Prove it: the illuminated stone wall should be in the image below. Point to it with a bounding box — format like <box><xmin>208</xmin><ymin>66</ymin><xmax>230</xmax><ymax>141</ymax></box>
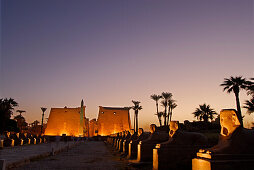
<box><xmin>45</xmin><ymin>107</ymin><xmax>86</xmax><ymax>137</ymax></box>
<box><xmin>97</xmin><ymin>106</ymin><xmax>131</xmax><ymax>136</ymax></box>
<box><xmin>89</xmin><ymin>118</ymin><xmax>98</xmax><ymax>137</ymax></box>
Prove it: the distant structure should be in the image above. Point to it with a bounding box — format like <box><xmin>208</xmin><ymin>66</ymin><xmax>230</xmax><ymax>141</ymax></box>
<box><xmin>97</xmin><ymin>106</ymin><xmax>131</xmax><ymax>136</ymax></box>
<box><xmin>45</xmin><ymin>100</ymin><xmax>87</xmax><ymax>137</ymax></box>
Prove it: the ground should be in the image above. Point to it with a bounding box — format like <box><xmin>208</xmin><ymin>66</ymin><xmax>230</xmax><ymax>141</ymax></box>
<box><xmin>11</xmin><ymin>141</ymin><xmax>150</xmax><ymax>170</ymax></box>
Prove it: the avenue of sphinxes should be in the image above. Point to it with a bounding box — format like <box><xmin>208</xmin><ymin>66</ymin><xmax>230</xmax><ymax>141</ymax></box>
<box><xmin>44</xmin><ymin>100</ymin><xmax>131</xmax><ymax>137</ymax></box>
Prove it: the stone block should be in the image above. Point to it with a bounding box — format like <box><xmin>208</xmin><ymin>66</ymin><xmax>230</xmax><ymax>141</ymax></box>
<box><xmin>0</xmin><ymin>159</ymin><xmax>6</xmax><ymax>170</ymax></box>
<box><xmin>153</xmin><ymin>145</ymin><xmax>202</xmax><ymax>170</ymax></box>
<box><xmin>0</xmin><ymin>140</ymin><xmax>3</xmax><ymax>149</ymax></box>
<box><xmin>192</xmin><ymin>154</ymin><xmax>254</xmax><ymax>170</ymax></box>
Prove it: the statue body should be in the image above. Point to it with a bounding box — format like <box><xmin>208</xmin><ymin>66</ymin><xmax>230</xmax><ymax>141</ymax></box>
<box><xmin>135</xmin><ymin>124</ymin><xmax>168</xmax><ymax>162</ymax></box>
<box><xmin>127</xmin><ymin>128</ymin><xmax>149</xmax><ymax>159</ymax></box>
<box><xmin>153</xmin><ymin>121</ymin><xmax>208</xmax><ymax>170</ymax></box>
<box><xmin>193</xmin><ymin>109</ymin><xmax>254</xmax><ymax>170</ymax></box>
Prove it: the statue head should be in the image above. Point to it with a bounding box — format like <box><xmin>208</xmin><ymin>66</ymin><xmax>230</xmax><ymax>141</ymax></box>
<box><xmin>125</xmin><ymin>131</ymin><xmax>129</xmax><ymax>136</ymax></box>
<box><xmin>150</xmin><ymin>124</ymin><xmax>157</xmax><ymax>133</ymax></box>
<box><xmin>16</xmin><ymin>133</ymin><xmax>20</xmax><ymax>138</ymax></box>
<box><xmin>119</xmin><ymin>132</ymin><xmax>122</xmax><ymax>137</ymax></box>
<box><xmin>138</xmin><ymin>128</ymin><xmax>144</xmax><ymax>136</ymax></box>
<box><xmin>220</xmin><ymin>109</ymin><xmax>241</xmax><ymax>137</ymax></box>
<box><xmin>6</xmin><ymin>132</ymin><xmax>10</xmax><ymax>138</ymax></box>
<box><xmin>130</xmin><ymin>129</ymin><xmax>135</xmax><ymax>135</ymax></box>
<box><xmin>24</xmin><ymin>133</ymin><xmax>27</xmax><ymax>137</ymax></box>
<box><xmin>169</xmin><ymin>121</ymin><xmax>179</xmax><ymax>137</ymax></box>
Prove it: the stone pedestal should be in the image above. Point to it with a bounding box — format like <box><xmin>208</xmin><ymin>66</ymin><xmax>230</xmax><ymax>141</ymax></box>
<box><xmin>153</xmin><ymin>145</ymin><xmax>202</xmax><ymax>170</ymax></box>
<box><xmin>137</xmin><ymin>142</ymin><xmax>156</xmax><ymax>162</ymax></box>
<box><xmin>0</xmin><ymin>140</ymin><xmax>3</xmax><ymax>149</ymax></box>
<box><xmin>0</xmin><ymin>159</ymin><xmax>6</xmax><ymax>170</ymax></box>
<box><xmin>128</xmin><ymin>140</ymin><xmax>138</xmax><ymax>159</ymax></box>
<box><xmin>11</xmin><ymin>139</ymin><xmax>14</xmax><ymax>147</ymax></box>
<box><xmin>192</xmin><ymin>153</ymin><xmax>254</xmax><ymax>170</ymax></box>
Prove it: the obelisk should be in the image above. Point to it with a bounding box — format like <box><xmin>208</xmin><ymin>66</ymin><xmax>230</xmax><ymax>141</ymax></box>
<box><xmin>79</xmin><ymin>99</ymin><xmax>84</xmax><ymax>137</ymax></box>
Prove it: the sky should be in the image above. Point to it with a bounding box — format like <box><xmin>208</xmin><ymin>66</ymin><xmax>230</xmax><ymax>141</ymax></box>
<box><xmin>1</xmin><ymin>0</ymin><xmax>254</xmax><ymax>130</ymax></box>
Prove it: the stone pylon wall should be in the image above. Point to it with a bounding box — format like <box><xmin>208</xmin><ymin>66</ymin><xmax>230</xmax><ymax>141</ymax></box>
<box><xmin>45</xmin><ymin>107</ymin><xmax>86</xmax><ymax>137</ymax></box>
<box><xmin>97</xmin><ymin>106</ymin><xmax>131</xmax><ymax>136</ymax></box>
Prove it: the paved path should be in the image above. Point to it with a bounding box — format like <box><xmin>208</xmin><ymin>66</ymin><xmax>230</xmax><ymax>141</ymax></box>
<box><xmin>12</xmin><ymin>141</ymin><xmax>128</xmax><ymax>170</ymax></box>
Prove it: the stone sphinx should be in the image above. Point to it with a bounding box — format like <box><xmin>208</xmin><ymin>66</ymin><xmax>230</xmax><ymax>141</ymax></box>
<box><xmin>133</xmin><ymin>124</ymin><xmax>168</xmax><ymax>162</ymax></box>
<box><xmin>13</xmin><ymin>133</ymin><xmax>23</xmax><ymax>146</ymax></box>
<box><xmin>153</xmin><ymin>121</ymin><xmax>208</xmax><ymax>170</ymax></box>
<box><xmin>113</xmin><ymin>132</ymin><xmax>120</xmax><ymax>148</ymax></box>
<box><xmin>127</xmin><ymin>128</ymin><xmax>150</xmax><ymax>159</ymax></box>
<box><xmin>3</xmin><ymin>132</ymin><xmax>14</xmax><ymax>147</ymax></box>
<box><xmin>118</xmin><ymin>131</ymin><xmax>130</xmax><ymax>152</ymax></box>
<box><xmin>115</xmin><ymin>132</ymin><xmax>123</xmax><ymax>150</ymax></box>
<box><xmin>122</xmin><ymin>129</ymin><xmax>137</xmax><ymax>155</ymax></box>
<box><xmin>192</xmin><ymin>109</ymin><xmax>254</xmax><ymax>170</ymax></box>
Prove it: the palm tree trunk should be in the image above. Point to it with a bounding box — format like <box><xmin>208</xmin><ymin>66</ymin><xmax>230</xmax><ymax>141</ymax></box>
<box><xmin>235</xmin><ymin>92</ymin><xmax>243</xmax><ymax>126</ymax></box>
<box><xmin>156</xmin><ymin>102</ymin><xmax>161</xmax><ymax>126</ymax></box>
<box><xmin>167</xmin><ymin>107</ymin><xmax>171</xmax><ymax>125</ymax></box>
<box><xmin>164</xmin><ymin>107</ymin><xmax>167</xmax><ymax>126</ymax></box>
<box><xmin>159</xmin><ymin>118</ymin><xmax>162</xmax><ymax>127</ymax></box>
<box><xmin>133</xmin><ymin>114</ymin><xmax>136</xmax><ymax>132</ymax></box>
<box><xmin>135</xmin><ymin>112</ymin><xmax>138</xmax><ymax>132</ymax></box>
<box><xmin>169</xmin><ymin>110</ymin><xmax>172</xmax><ymax>122</ymax></box>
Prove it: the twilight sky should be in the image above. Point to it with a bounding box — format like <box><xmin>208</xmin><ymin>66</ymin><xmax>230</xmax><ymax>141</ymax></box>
<box><xmin>1</xmin><ymin>0</ymin><xmax>254</xmax><ymax>130</ymax></box>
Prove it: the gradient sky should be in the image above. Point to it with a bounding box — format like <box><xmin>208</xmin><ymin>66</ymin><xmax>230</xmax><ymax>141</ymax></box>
<box><xmin>1</xmin><ymin>0</ymin><xmax>254</xmax><ymax>130</ymax></box>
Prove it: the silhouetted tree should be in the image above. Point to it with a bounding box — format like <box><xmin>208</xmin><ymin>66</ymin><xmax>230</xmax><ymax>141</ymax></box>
<box><xmin>246</xmin><ymin>78</ymin><xmax>254</xmax><ymax>96</ymax></box>
<box><xmin>244</xmin><ymin>97</ymin><xmax>254</xmax><ymax>114</ymax></box>
<box><xmin>155</xmin><ymin>112</ymin><xmax>164</xmax><ymax>127</ymax></box>
<box><xmin>161</xmin><ymin>92</ymin><xmax>172</xmax><ymax>126</ymax></box>
<box><xmin>150</xmin><ymin>94</ymin><xmax>162</xmax><ymax>126</ymax></box>
<box><xmin>132</xmin><ymin>100</ymin><xmax>142</xmax><ymax>132</ymax></box>
<box><xmin>16</xmin><ymin>110</ymin><xmax>26</xmax><ymax>116</ymax></box>
<box><xmin>14</xmin><ymin>115</ymin><xmax>28</xmax><ymax>132</ymax></box>
<box><xmin>168</xmin><ymin>99</ymin><xmax>177</xmax><ymax>124</ymax></box>
<box><xmin>192</xmin><ymin>104</ymin><xmax>217</xmax><ymax>122</ymax></box>
<box><xmin>0</xmin><ymin>98</ymin><xmax>18</xmax><ymax>133</ymax></box>
<box><xmin>220</xmin><ymin>76</ymin><xmax>253</xmax><ymax>125</ymax></box>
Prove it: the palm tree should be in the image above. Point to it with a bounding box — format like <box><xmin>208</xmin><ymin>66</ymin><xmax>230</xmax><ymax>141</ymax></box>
<box><xmin>155</xmin><ymin>112</ymin><xmax>164</xmax><ymax>126</ymax></box>
<box><xmin>160</xmin><ymin>100</ymin><xmax>168</xmax><ymax>126</ymax></box>
<box><xmin>150</xmin><ymin>94</ymin><xmax>162</xmax><ymax>126</ymax></box>
<box><xmin>161</xmin><ymin>92</ymin><xmax>172</xmax><ymax>126</ymax></box>
<box><xmin>32</xmin><ymin>120</ymin><xmax>40</xmax><ymax>127</ymax></box>
<box><xmin>220</xmin><ymin>76</ymin><xmax>253</xmax><ymax>125</ymax></box>
<box><xmin>192</xmin><ymin>104</ymin><xmax>217</xmax><ymax>122</ymax></box>
<box><xmin>168</xmin><ymin>99</ymin><xmax>177</xmax><ymax>124</ymax></box>
<box><xmin>243</xmin><ymin>97</ymin><xmax>254</xmax><ymax>114</ymax></box>
<box><xmin>16</xmin><ymin>110</ymin><xmax>26</xmax><ymax>116</ymax></box>
<box><xmin>246</xmin><ymin>78</ymin><xmax>254</xmax><ymax>96</ymax></box>
<box><xmin>0</xmin><ymin>98</ymin><xmax>18</xmax><ymax>133</ymax></box>
<box><xmin>132</xmin><ymin>100</ymin><xmax>142</xmax><ymax>132</ymax></box>
<box><xmin>14</xmin><ymin>115</ymin><xmax>27</xmax><ymax>132</ymax></box>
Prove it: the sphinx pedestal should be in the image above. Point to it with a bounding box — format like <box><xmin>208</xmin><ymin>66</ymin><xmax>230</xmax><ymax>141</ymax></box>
<box><xmin>192</xmin><ymin>153</ymin><xmax>254</xmax><ymax>170</ymax></box>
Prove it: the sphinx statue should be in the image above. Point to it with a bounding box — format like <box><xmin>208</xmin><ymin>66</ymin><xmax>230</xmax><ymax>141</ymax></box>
<box><xmin>133</xmin><ymin>124</ymin><xmax>168</xmax><ymax>162</ymax></box>
<box><xmin>157</xmin><ymin>121</ymin><xmax>207</xmax><ymax>148</ymax></box>
<box><xmin>127</xmin><ymin>128</ymin><xmax>150</xmax><ymax>159</ymax></box>
<box><xmin>153</xmin><ymin>121</ymin><xmax>208</xmax><ymax>170</ymax></box>
<box><xmin>3</xmin><ymin>132</ymin><xmax>13</xmax><ymax>147</ymax></box>
<box><xmin>118</xmin><ymin>131</ymin><xmax>130</xmax><ymax>152</ymax></box>
<box><xmin>122</xmin><ymin>130</ymin><xmax>133</xmax><ymax>154</ymax></box>
<box><xmin>193</xmin><ymin>109</ymin><xmax>254</xmax><ymax>170</ymax></box>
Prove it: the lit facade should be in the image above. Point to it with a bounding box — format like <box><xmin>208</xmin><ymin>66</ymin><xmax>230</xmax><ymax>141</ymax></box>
<box><xmin>97</xmin><ymin>106</ymin><xmax>131</xmax><ymax>136</ymax></box>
